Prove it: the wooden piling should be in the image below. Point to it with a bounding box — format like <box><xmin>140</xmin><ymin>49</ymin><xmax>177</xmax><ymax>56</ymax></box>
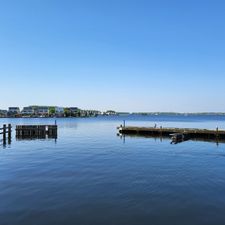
<box><xmin>3</xmin><ymin>124</ymin><xmax>6</xmax><ymax>141</ymax></box>
<box><xmin>0</xmin><ymin>124</ymin><xmax>12</xmax><ymax>146</ymax></box>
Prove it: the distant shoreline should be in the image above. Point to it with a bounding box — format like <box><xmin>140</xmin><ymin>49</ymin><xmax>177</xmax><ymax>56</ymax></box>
<box><xmin>1</xmin><ymin>113</ymin><xmax>225</xmax><ymax>119</ymax></box>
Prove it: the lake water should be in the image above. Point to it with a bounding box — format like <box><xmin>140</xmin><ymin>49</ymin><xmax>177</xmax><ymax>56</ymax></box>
<box><xmin>1</xmin><ymin>115</ymin><xmax>225</xmax><ymax>225</ymax></box>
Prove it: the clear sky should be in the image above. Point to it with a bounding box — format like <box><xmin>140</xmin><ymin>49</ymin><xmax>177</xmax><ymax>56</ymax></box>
<box><xmin>0</xmin><ymin>0</ymin><xmax>225</xmax><ymax>112</ymax></box>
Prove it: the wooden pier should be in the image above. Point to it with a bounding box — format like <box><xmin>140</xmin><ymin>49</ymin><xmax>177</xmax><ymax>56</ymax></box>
<box><xmin>0</xmin><ymin>124</ymin><xmax>12</xmax><ymax>145</ymax></box>
<box><xmin>118</xmin><ymin>126</ymin><xmax>225</xmax><ymax>143</ymax></box>
<box><xmin>16</xmin><ymin>125</ymin><xmax>57</xmax><ymax>139</ymax></box>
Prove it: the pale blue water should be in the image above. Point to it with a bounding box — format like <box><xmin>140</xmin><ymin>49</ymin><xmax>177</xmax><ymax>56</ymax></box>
<box><xmin>1</xmin><ymin>115</ymin><xmax>225</xmax><ymax>225</ymax></box>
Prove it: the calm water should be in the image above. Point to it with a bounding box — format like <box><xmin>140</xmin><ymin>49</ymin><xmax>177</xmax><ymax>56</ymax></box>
<box><xmin>1</xmin><ymin>115</ymin><xmax>225</xmax><ymax>225</ymax></box>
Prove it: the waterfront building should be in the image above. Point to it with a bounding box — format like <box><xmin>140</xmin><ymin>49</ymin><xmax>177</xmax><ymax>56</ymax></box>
<box><xmin>104</xmin><ymin>110</ymin><xmax>117</xmax><ymax>115</ymax></box>
<box><xmin>8</xmin><ymin>107</ymin><xmax>20</xmax><ymax>114</ymax></box>
<box><xmin>69</xmin><ymin>107</ymin><xmax>79</xmax><ymax>113</ymax></box>
<box><xmin>55</xmin><ymin>107</ymin><xmax>64</xmax><ymax>117</ymax></box>
<box><xmin>0</xmin><ymin>109</ymin><xmax>7</xmax><ymax>117</ymax></box>
<box><xmin>8</xmin><ymin>107</ymin><xmax>20</xmax><ymax>117</ymax></box>
<box><xmin>36</xmin><ymin>106</ymin><xmax>49</xmax><ymax>116</ymax></box>
<box><xmin>79</xmin><ymin>110</ymin><xmax>87</xmax><ymax>117</ymax></box>
<box><xmin>69</xmin><ymin>107</ymin><xmax>80</xmax><ymax>117</ymax></box>
<box><xmin>21</xmin><ymin>106</ymin><xmax>35</xmax><ymax>116</ymax></box>
<box><xmin>2</xmin><ymin>105</ymin><xmax>102</xmax><ymax>118</ymax></box>
<box><xmin>85</xmin><ymin>110</ymin><xmax>101</xmax><ymax>117</ymax></box>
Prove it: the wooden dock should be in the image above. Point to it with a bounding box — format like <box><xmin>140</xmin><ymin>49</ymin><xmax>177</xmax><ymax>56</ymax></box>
<box><xmin>118</xmin><ymin>126</ymin><xmax>225</xmax><ymax>142</ymax></box>
<box><xmin>16</xmin><ymin>125</ymin><xmax>57</xmax><ymax>139</ymax></box>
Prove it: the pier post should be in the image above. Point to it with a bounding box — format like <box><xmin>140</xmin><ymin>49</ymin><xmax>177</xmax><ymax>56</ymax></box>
<box><xmin>3</xmin><ymin>124</ymin><xmax>6</xmax><ymax>139</ymax></box>
<box><xmin>123</xmin><ymin>120</ymin><xmax>126</xmax><ymax>128</ymax></box>
<box><xmin>3</xmin><ymin>124</ymin><xmax>6</xmax><ymax>145</ymax></box>
<box><xmin>216</xmin><ymin>127</ymin><xmax>219</xmax><ymax>138</ymax></box>
<box><xmin>8</xmin><ymin>124</ymin><xmax>11</xmax><ymax>144</ymax></box>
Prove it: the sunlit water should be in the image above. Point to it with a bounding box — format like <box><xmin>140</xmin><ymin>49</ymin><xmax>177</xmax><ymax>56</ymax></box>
<box><xmin>1</xmin><ymin>115</ymin><xmax>225</xmax><ymax>225</ymax></box>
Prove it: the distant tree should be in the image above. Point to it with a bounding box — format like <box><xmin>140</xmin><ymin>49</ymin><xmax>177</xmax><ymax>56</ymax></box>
<box><xmin>49</xmin><ymin>107</ymin><xmax>56</xmax><ymax>115</ymax></box>
<box><xmin>64</xmin><ymin>108</ymin><xmax>71</xmax><ymax>117</ymax></box>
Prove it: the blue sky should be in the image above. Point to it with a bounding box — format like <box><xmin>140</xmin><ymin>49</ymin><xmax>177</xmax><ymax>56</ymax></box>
<box><xmin>0</xmin><ymin>0</ymin><xmax>225</xmax><ymax>112</ymax></box>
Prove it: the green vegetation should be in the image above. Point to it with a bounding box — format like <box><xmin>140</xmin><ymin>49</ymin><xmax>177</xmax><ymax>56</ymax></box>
<box><xmin>64</xmin><ymin>108</ymin><xmax>71</xmax><ymax>117</ymax></box>
<box><xmin>49</xmin><ymin>107</ymin><xmax>56</xmax><ymax>115</ymax></box>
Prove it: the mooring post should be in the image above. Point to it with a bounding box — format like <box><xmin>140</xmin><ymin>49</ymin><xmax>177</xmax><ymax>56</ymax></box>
<box><xmin>3</xmin><ymin>124</ymin><xmax>6</xmax><ymax>145</ymax></box>
<box><xmin>216</xmin><ymin>127</ymin><xmax>219</xmax><ymax>138</ymax></box>
<box><xmin>123</xmin><ymin>120</ymin><xmax>126</xmax><ymax>128</ymax></box>
<box><xmin>8</xmin><ymin>124</ymin><xmax>11</xmax><ymax>143</ymax></box>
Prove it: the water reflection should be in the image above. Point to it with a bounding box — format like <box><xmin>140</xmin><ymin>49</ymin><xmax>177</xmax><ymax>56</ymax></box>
<box><xmin>16</xmin><ymin>133</ymin><xmax>57</xmax><ymax>140</ymax></box>
<box><xmin>0</xmin><ymin>136</ymin><xmax>11</xmax><ymax>148</ymax></box>
<box><xmin>1</xmin><ymin>128</ymin><xmax>57</xmax><ymax>149</ymax></box>
<box><xmin>118</xmin><ymin>133</ymin><xmax>224</xmax><ymax>146</ymax></box>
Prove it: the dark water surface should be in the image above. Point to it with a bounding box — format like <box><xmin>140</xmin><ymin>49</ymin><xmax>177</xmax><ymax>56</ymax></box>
<box><xmin>1</xmin><ymin>115</ymin><xmax>225</xmax><ymax>225</ymax></box>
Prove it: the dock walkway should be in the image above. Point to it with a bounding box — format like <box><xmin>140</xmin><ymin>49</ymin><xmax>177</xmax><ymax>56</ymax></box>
<box><xmin>118</xmin><ymin>126</ymin><xmax>225</xmax><ymax>140</ymax></box>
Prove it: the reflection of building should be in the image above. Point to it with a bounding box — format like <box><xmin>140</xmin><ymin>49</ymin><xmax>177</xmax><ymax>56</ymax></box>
<box><xmin>8</xmin><ymin>107</ymin><xmax>20</xmax><ymax>116</ymax></box>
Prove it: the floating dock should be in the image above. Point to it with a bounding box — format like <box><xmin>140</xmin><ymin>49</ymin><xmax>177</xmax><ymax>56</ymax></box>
<box><xmin>16</xmin><ymin>125</ymin><xmax>57</xmax><ymax>139</ymax></box>
<box><xmin>118</xmin><ymin>126</ymin><xmax>225</xmax><ymax>142</ymax></box>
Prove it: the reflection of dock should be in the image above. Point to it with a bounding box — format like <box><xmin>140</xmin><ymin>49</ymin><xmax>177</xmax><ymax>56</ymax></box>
<box><xmin>118</xmin><ymin>133</ymin><xmax>225</xmax><ymax>145</ymax></box>
<box><xmin>118</xmin><ymin>126</ymin><xmax>225</xmax><ymax>144</ymax></box>
<box><xmin>16</xmin><ymin>125</ymin><xmax>57</xmax><ymax>139</ymax></box>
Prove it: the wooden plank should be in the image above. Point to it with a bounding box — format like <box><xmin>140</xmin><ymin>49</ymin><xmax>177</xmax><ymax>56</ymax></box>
<box><xmin>119</xmin><ymin>126</ymin><xmax>225</xmax><ymax>140</ymax></box>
